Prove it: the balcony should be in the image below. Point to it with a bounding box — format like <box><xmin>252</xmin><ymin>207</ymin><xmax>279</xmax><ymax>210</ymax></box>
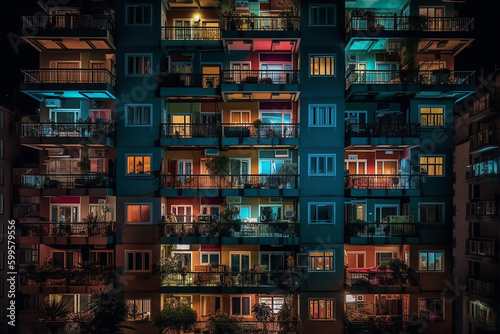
<box><xmin>345</xmin><ymin>123</ymin><xmax>420</xmax><ymax>148</ymax></box>
<box><xmin>19</xmin><ymin>222</ymin><xmax>115</xmax><ymax>245</ymax></box>
<box><xmin>467</xmin><ymin>300</ymin><xmax>499</xmax><ymax>331</ymax></box>
<box><xmin>192</xmin><ymin>320</ymin><xmax>300</xmax><ymax>334</ymax></box>
<box><xmin>21</xmin><ymin>69</ymin><xmax>116</xmax><ymax>100</ymax></box>
<box><xmin>466</xmin><ymin>277</ymin><xmax>495</xmax><ymax>299</ymax></box>
<box><xmin>345</xmin><ymin>315</ymin><xmax>416</xmax><ymax>334</ymax></box>
<box><xmin>18</xmin><ymin>173</ymin><xmax>114</xmax><ymax>197</ymax></box>
<box><xmin>161</xmin><ymin>26</ymin><xmax>222</xmax><ymax>50</ymax></box>
<box><xmin>466</xmin><ymin>200</ymin><xmax>499</xmax><ymax>220</ymax></box>
<box><xmin>347</xmin><ymin>222</ymin><xmax>419</xmax><ymax>245</ymax></box>
<box><xmin>469</xmin><ymin>130</ymin><xmax>498</xmax><ymax>154</ymax></box>
<box><xmin>222</xmin><ymin>16</ymin><xmax>300</xmax><ymax>32</ymax></box>
<box><xmin>160</xmin><ymin>174</ymin><xmax>298</xmax><ymax>197</ymax></box>
<box><xmin>159</xmin><ymin>73</ymin><xmax>221</xmax><ymax>100</ymax></box>
<box><xmin>21</xmin><ymin>15</ymin><xmax>115</xmax><ymax>51</ymax></box>
<box><xmin>20</xmin><ymin>122</ymin><xmax>116</xmax><ymax>148</ymax></box>
<box><xmin>345</xmin><ymin>174</ymin><xmax>421</xmax><ymax>196</ymax></box>
<box><xmin>466</xmin><ymin>238</ymin><xmax>497</xmax><ymax>259</ymax></box>
<box><xmin>345</xmin><ymin>70</ymin><xmax>475</xmax><ymax>101</ymax></box>
<box><xmin>345</xmin><ymin>268</ymin><xmax>420</xmax><ymax>293</ymax></box>
<box><xmin>160</xmin><ymin>218</ymin><xmax>299</xmax><ymax>245</ymax></box>
<box><xmin>20</xmin><ymin>270</ymin><xmax>109</xmax><ymax>294</ymax></box>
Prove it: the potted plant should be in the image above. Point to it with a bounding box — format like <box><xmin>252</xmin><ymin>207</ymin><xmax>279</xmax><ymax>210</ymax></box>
<box><xmin>209</xmin><ymin>310</ymin><xmax>240</xmax><ymax>334</ymax></box>
<box><xmin>252</xmin><ymin>302</ymin><xmax>274</xmax><ymax>333</ymax></box>
<box><xmin>38</xmin><ymin>299</ymin><xmax>71</xmax><ymax>334</ymax></box>
<box><xmin>353</xmin><ymin>219</ymin><xmax>366</xmax><ymax>236</ymax></box>
<box><xmin>277</xmin><ymin>160</ymin><xmax>298</xmax><ymax>188</ymax></box>
<box><xmin>253</xmin><ymin>118</ymin><xmax>263</xmax><ymax>136</ymax></box>
<box><xmin>383</xmin><ymin>224</ymin><xmax>391</xmax><ymax>237</ymax></box>
<box><xmin>153</xmin><ymin>298</ymin><xmax>197</xmax><ymax>334</ymax></box>
<box><xmin>77</xmin><ymin>157</ymin><xmax>91</xmax><ymax>174</ymax></box>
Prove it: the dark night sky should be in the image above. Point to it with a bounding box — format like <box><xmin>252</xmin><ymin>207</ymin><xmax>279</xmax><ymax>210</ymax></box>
<box><xmin>0</xmin><ymin>0</ymin><xmax>498</xmax><ymax>114</ymax></box>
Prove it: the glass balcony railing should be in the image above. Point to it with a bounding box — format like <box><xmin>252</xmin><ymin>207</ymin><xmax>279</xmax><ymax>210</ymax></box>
<box><xmin>161</xmin><ymin>174</ymin><xmax>298</xmax><ymax>189</ymax></box>
<box><xmin>345</xmin><ymin>175</ymin><xmax>421</xmax><ymax>190</ymax></box>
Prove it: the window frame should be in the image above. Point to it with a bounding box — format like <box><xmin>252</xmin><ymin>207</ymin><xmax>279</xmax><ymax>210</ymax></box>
<box><xmin>309</xmin><ymin>298</ymin><xmax>335</xmax><ymax>320</ymax></box>
<box><xmin>308</xmin><ymin>104</ymin><xmax>337</xmax><ymax>127</ymax></box>
<box><xmin>200</xmin><ymin>252</ymin><xmax>221</xmax><ymax>266</ymax></box>
<box><xmin>126</xmin><ymin>154</ymin><xmax>152</xmax><ymax>175</ymax></box>
<box><xmin>309</xmin><ymin>4</ymin><xmax>337</xmax><ymax>26</ymax></box>
<box><xmin>308</xmin><ymin>202</ymin><xmax>335</xmax><ymax>224</ymax></box>
<box><xmin>125</xmin><ymin>104</ymin><xmax>152</xmax><ymax>126</ymax></box>
<box><xmin>125</xmin><ymin>54</ymin><xmax>152</xmax><ymax>76</ymax></box>
<box><xmin>125</xmin><ymin>203</ymin><xmax>152</xmax><ymax>224</ymax></box>
<box><xmin>230</xmin><ymin>295</ymin><xmax>252</xmax><ymax>317</ymax></box>
<box><xmin>419</xmin><ymin>105</ymin><xmax>445</xmax><ymax>127</ymax></box>
<box><xmin>125</xmin><ymin>250</ymin><xmax>152</xmax><ymax>272</ymax></box>
<box><xmin>125</xmin><ymin>4</ymin><xmax>153</xmax><ymax>26</ymax></box>
<box><xmin>309</xmin><ymin>250</ymin><xmax>335</xmax><ymax>272</ymax></box>
<box><xmin>309</xmin><ymin>54</ymin><xmax>336</xmax><ymax>77</ymax></box>
<box><xmin>125</xmin><ymin>298</ymin><xmax>152</xmax><ymax>321</ymax></box>
<box><xmin>419</xmin><ymin>155</ymin><xmax>445</xmax><ymax>177</ymax></box>
<box><xmin>418</xmin><ymin>250</ymin><xmax>444</xmax><ymax>272</ymax></box>
<box><xmin>418</xmin><ymin>202</ymin><xmax>445</xmax><ymax>224</ymax></box>
<box><xmin>418</xmin><ymin>297</ymin><xmax>445</xmax><ymax>320</ymax></box>
<box><xmin>308</xmin><ymin>154</ymin><xmax>336</xmax><ymax>176</ymax></box>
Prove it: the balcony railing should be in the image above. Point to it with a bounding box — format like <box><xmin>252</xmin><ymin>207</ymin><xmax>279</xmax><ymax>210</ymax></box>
<box><xmin>347</xmin><ymin>15</ymin><xmax>474</xmax><ymax>33</ymax></box>
<box><xmin>346</xmin><ymin>123</ymin><xmax>420</xmax><ymax>138</ymax></box>
<box><xmin>161</xmin><ymin>26</ymin><xmax>221</xmax><ymax>40</ymax></box>
<box><xmin>470</xmin><ymin>130</ymin><xmax>497</xmax><ymax>151</ymax></box>
<box><xmin>466</xmin><ymin>277</ymin><xmax>495</xmax><ymax>298</ymax></box>
<box><xmin>192</xmin><ymin>320</ymin><xmax>300</xmax><ymax>334</ymax></box>
<box><xmin>159</xmin><ymin>73</ymin><xmax>221</xmax><ymax>88</ymax></box>
<box><xmin>21</xmin><ymin>270</ymin><xmax>109</xmax><ymax>287</ymax></box>
<box><xmin>161</xmin><ymin>220</ymin><xmax>299</xmax><ymax>238</ymax></box>
<box><xmin>345</xmin><ymin>315</ymin><xmax>412</xmax><ymax>333</ymax></box>
<box><xmin>466</xmin><ymin>238</ymin><xmax>496</xmax><ymax>257</ymax></box>
<box><xmin>221</xmin><ymin>70</ymin><xmax>300</xmax><ymax>84</ymax></box>
<box><xmin>345</xmin><ymin>70</ymin><xmax>475</xmax><ymax>88</ymax></box>
<box><xmin>347</xmin><ymin>222</ymin><xmax>418</xmax><ymax>237</ymax></box>
<box><xmin>22</xmin><ymin>14</ymin><xmax>115</xmax><ymax>32</ymax></box>
<box><xmin>20</xmin><ymin>222</ymin><xmax>115</xmax><ymax>237</ymax></box>
<box><xmin>222</xmin><ymin>15</ymin><xmax>300</xmax><ymax>31</ymax></box>
<box><xmin>162</xmin><ymin>270</ymin><xmax>293</xmax><ymax>287</ymax></box>
<box><xmin>467</xmin><ymin>200</ymin><xmax>498</xmax><ymax>218</ymax></box>
<box><xmin>19</xmin><ymin>174</ymin><xmax>114</xmax><ymax>189</ymax></box>
<box><xmin>345</xmin><ymin>175</ymin><xmax>421</xmax><ymax>190</ymax></box>
<box><xmin>345</xmin><ymin>269</ymin><xmax>420</xmax><ymax>287</ymax></box>
<box><xmin>22</xmin><ymin>69</ymin><xmax>116</xmax><ymax>86</ymax></box>
<box><xmin>160</xmin><ymin>123</ymin><xmax>299</xmax><ymax>138</ymax></box>
<box><xmin>161</xmin><ymin>174</ymin><xmax>298</xmax><ymax>189</ymax></box>
<box><xmin>21</xmin><ymin>122</ymin><xmax>116</xmax><ymax>138</ymax></box>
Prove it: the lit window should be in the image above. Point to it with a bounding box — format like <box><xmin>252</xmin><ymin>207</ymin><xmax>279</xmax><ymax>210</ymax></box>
<box><xmin>126</xmin><ymin>204</ymin><xmax>151</xmax><ymax>223</ymax></box>
<box><xmin>309</xmin><ymin>203</ymin><xmax>335</xmax><ymax>224</ymax></box>
<box><xmin>231</xmin><ymin>296</ymin><xmax>251</xmax><ymax>316</ymax></box>
<box><xmin>126</xmin><ymin>299</ymin><xmax>151</xmax><ymax>321</ymax></box>
<box><xmin>310</xmin><ymin>55</ymin><xmax>335</xmax><ymax>76</ymax></box>
<box><xmin>309</xmin><ymin>299</ymin><xmax>335</xmax><ymax>320</ymax></box>
<box><xmin>125</xmin><ymin>251</ymin><xmax>151</xmax><ymax>272</ymax></box>
<box><xmin>419</xmin><ymin>204</ymin><xmax>444</xmax><ymax>223</ymax></box>
<box><xmin>126</xmin><ymin>5</ymin><xmax>152</xmax><ymax>25</ymax></box>
<box><xmin>420</xmin><ymin>106</ymin><xmax>444</xmax><ymax>127</ymax></box>
<box><xmin>309</xmin><ymin>5</ymin><xmax>336</xmax><ymax>26</ymax></box>
<box><xmin>419</xmin><ymin>298</ymin><xmax>444</xmax><ymax>320</ymax></box>
<box><xmin>259</xmin><ymin>296</ymin><xmax>284</xmax><ymax>314</ymax></box>
<box><xmin>127</xmin><ymin>156</ymin><xmax>151</xmax><ymax>174</ymax></box>
<box><xmin>309</xmin><ymin>154</ymin><xmax>335</xmax><ymax>176</ymax></box>
<box><xmin>127</xmin><ymin>55</ymin><xmax>151</xmax><ymax>75</ymax></box>
<box><xmin>309</xmin><ymin>105</ymin><xmax>336</xmax><ymax>127</ymax></box>
<box><xmin>309</xmin><ymin>251</ymin><xmax>334</xmax><ymax>271</ymax></box>
<box><xmin>420</xmin><ymin>156</ymin><xmax>444</xmax><ymax>176</ymax></box>
<box><xmin>419</xmin><ymin>251</ymin><xmax>444</xmax><ymax>271</ymax></box>
<box><xmin>126</xmin><ymin>105</ymin><xmax>151</xmax><ymax>125</ymax></box>
<box><xmin>376</xmin><ymin>252</ymin><xmax>397</xmax><ymax>266</ymax></box>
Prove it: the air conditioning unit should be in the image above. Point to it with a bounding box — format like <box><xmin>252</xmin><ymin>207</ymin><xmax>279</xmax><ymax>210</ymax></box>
<box><xmin>284</xmin><ymin>210</ymin><xmax>295</xmax><ymax>219</ymax></box>
<box><xmin>45</xmin><ymin>98</ymin><xmax>61</xmax><ymax>108</ymax></box>
<box><xmin>227</xmin><ymin>196</ymin><xmax>241</xmax><ymax>204</ymax></box>
<box><xmin>347</xmin><ymin>55</ymin><xmax>359</xmax><ymax>62</ymax></box>
<box><xmin>275</xmin><ymin>149</ymin><xmax>289</xmax><ymax>158</ymax></box>
<box><xmin>205</xmin><ymin>148</ymin><xmax>219</xmax><ymax>156</ymax></box>
<box><xmin>269</xmin><ymin>197</ymin><xmax>282</xmax><ymax>203</ymax></box>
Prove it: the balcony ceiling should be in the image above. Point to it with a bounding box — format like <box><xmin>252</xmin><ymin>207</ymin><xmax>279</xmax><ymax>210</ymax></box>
<box><xmin>23</xmin><ymin>37</ymin><xmax>114</xmax><ymax>52</ymax></box>
<box><xmin>222</xmin><ymin>92</ymin><xmax>299</xmax><ymax>102</ymax></box>
<box><xmin>165</xmin><ymin>0</ymin><xmax>219</xmax><ymax>9</ymax></box>
<box><xmin>345</xmin><ymin>0</ymin><xmax>408</xmax><ymax>11</ymax></box>
<box><xmin>21</xmin><ymin>90</ymin><xmax>116</xmax><ymax>101</ymax></box>
<box><xmin>346</xmin><ymin>37</ymin><xmax>473</xmax><ymax>55</ymax></box>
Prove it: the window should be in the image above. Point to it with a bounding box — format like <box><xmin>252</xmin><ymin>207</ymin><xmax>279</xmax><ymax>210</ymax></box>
<box><xmin>230</xmin><ymin>253</ymin><xmax>250</xmax><ymax>272</ymax></box>
<box><xmin>259</xmin><ymin>253</ymin><xmax>284</xmax><ymax>271</ymax></box>
<box><xmin>126</xmin><ymin>4</ymin><xmax>152</xmax><ymax>25</ymax></box>
<box><xmin>419</xmin><ymin>204</ymin><xmax>444</xmax><ymax>223</ymax></box>
<box><xmin>309</xmin><ymin>105</ymin><xmax>336</xmax><ymax>127</ymax></box>
<box><xmin>309</xmin><ymin>251</ymin><xmax>334</xmax><ymax>271</ymax></box>
<box><xmin>309</xmin><ymin>4</ymin><xmax>336</xmax><ymax>26</ymax></box>
<box><xmin>126</xmin><ymin>204</ymin><xmax>151</xmax><ymax>223</ymax></box>
<box><xmin>259</xmin><ymin>296</ymin><xmax>284</xmax><ymax>314</ymax></box>
<box><xmin>420</xmin><ymin>156</ymin><xmax>444</xmax><ymax>176</ymax></box>
<box><xmin>126</xmin><ymin>105</ymin><xmax>152</xmax><ymax>125</ymax></box>
<box><xmin>419</xmin><ymin>298</ymin><xmax>444</xmax><ymax>320</ymax></box>
<box><xmin>0</xmin><ymin>110</ymin><xmax>4</xmax><ymax>130</ymax></box>
<box><xmin>90</xmin><ymin>251</ymin><xmax>114</xmax><ymax>267</ymax></box>
<box><xmin>376</xmin><ymin>252</ymin><xmax>397</xmax><ymax>266</ymax></box>
<box><xmin>420</xmin><ymin>106</ymin><xmax>444</xmax><ymax>127</ymax></box>
<box><xmin>231</xmin><ymin>296</ymin><xmax>251</xmax><ymax>316</ymax></box>
<box><xmin>309</xmin><ymin>203</ymin><xmax>335</xmax><ymax>224</ymax></box>
<box><xmin>0</xmin><ymin>140</ymin><xmax>3</xmax><ymax>159</ymax></box>
<box><xmin>309</xmin><ymin>155</ymin><xmax>335</xmax><ymax>176</ymax></box>
<box><xmin>309</xmin><ymin>299</ymin><xmax>335</xmax><ymax>320</ymax></box>
<box><xmin>419</xmin><ymin>251</ymin><xmax>444</xmax><ymax>271</ymax></box>
<box><xmin>127</xmin><ymin>156</ymin><xmax>151</xmax><ymax>174</ymax></box>
<box><xmin>201</xmin><ymin>252</ymin><xmax>220</xmax><ymax>266</ymax></box>
<box><xmin>126</xmin><ymin>299</ymin><xmax>151</xmax><ymax>321</ymax></box>
<box><xmin>125</xmin><ymin>251</ymin><xmax>151</xmax><ymax>272</ymax></box>
<box><xmin>127</xmin><ymin>55</ymin><xmax>151</xmax><ymax>75</ymax></box>
<box><xmin>0</xmin><ymin>166</ymin><xmax>3</xmax><ymax>186</ymax></box>
<box><xmin>310</xmin><ymin>55</ymin><xmax>335</xmax><ymax>76</ymax></box>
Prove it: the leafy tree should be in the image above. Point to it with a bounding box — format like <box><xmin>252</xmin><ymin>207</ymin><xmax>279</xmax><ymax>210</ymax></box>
<box><xmin>153</xmin><ymin>299</ymin><xmax>197</xmax><ymax>334</ymax></box>
<box><xmin>209</xmin><ymin>310</ymin><xmax>240</xmax><ymax>334</ymax></box>
<box><xmin>86</xmin><ymin>289</ymin><xmax>132</xmax><ymax>334</ymax></box>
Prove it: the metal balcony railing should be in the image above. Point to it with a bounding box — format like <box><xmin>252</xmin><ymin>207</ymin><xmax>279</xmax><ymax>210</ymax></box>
<box><xmin>347</xmin><ymin>15</ymin><xmax>474</xmax><ymax>33</ymax></box>
<box><xmin>470</xmin><ymin>130</ymin><xmax>497</xmax><ymax>151</ymax></box>
<box><xmin>161</xmin><ymin>26</ymin><xmax>221</xmax><ymax>40</ymax></box>
<box><xmin>345</xmin><ymin>315</ymin><xmax>412</xmax><ymax>333</ymax></box>
<box><xmin>222</xmin><ymin>15</ymin><xmax>300</xmax><ymax>31</ymax></box>
<box><xmin>466</xmin><ymin>238</ymin><xmax>496</xmax><ymax>257</ymax></box>
<box><xmin>345</xmin><ymin>269</ymin><xmax>420</xmax><ymax>287</ymax></box>
<box><xmin>466</xmin><ymin>277</ymin><xmax>495</xmax><ymax>298</ymax></box>
<box><xmin>162</xmin><ymin>270</ymin><xmax>294</xmax><ymax>287</ymax></box>
<box><xmin>466</xmin><ymin>200</ymin><xmax>498</xmax><ymax>218</ymax></box>
<box><xmin>346</xmin><ymin>123</ymin><xmax>420</xmax><ymax>138</ymax></box>
<box><xmin>345</xmin><ymin>175</ymin><xmax>421</xmax><ymax>190</ymax></box>
<box><xmin>20</xmin><ymin>222</ymin><xmax>115</xmax><ymax>237</ymax></box>
<box><xmin>221</xmin><ymin>70</ymin><xmax>300</xmax><ymax>84</ymax></box>
<box><xmin>22</xmin><ymin>14</ymin><xmax>115</xmax><ymax>32</ymax></box>
<box><xmin>22</xmin><ymin>69</ymin><xmax>116</xmax><ymax>86</ymax></box>
<box><xmin>192</xmin><ymin>321</ymin><xmax>300</xmax><ymax>334</ymax></box>
<box><xmin>345</xmin><ymin>70</ymin><xmax>475</xmax><ymax>88</ymax></box>
<box><xmin>19</xmin><ymin>174</ymin><xmax>114</xmax><ymax>189</ymax></box>
<box><xmin>20</xmin><ymin>270</ymin><xmax>109</xmax><ymax>287</ymax></box>
<box><xmin>158</xmin><ymin>73</ymin><xmax>221</xmax><ymax>88</ymax></box>
<box><xmin>160</xmin><ymin>123</ymin><xmax>299</xmax><ymax>138</ymax></box>
<box><xmin>161</xmin><ymin>174</ymin><xmax>298</xmax><ymax>189</ymax></box>
<box><xmin>161</xmin><ymin>220</ymin><xmax>299</xmax><ymax>238</ymax></box>
<box><xmin>21</xmin><ymin>122</ymin><xmax>116</xmax><ymax>138</ymax></box>
<box><xmin>347</xmin><ymin>222</ymin><xmax>418</xmax><ymax>237</ymax></box>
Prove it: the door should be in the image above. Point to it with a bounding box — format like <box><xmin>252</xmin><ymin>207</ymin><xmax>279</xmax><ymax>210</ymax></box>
<box><xmin>260</xmin><ymin>64</ymin><xmax>290</xmax><ymax>84</ymax></box>
<box><xmin>375</xmin><ymin>205</ymin><xmax>399</xmax><ymax>223</ymax></box>
<box><xmin>50</xmin><ymin>61</ymin><xmax>79</xmax><ymax>83</ymax></box>
<box><xmin>230</xmin><ymin>253</ymin><xmax>250</xmax><ymax>273</ymax></box>
<box><xmin>172</xmin><ymin>205</ymin><xmax>193</xmax><ymax>222</ymax></box>
<box><xmin>376</xmin><ymin>63</ymin><xmax>399</xmax><ymax>83</ymax></box>
<box><xmin>201</xmin><ymin>296</ymin><xmax>221</xmax><ymax>318</ymax></box>
<box><xmin>177</xmin><ymin>160</ymin><xmax>192</xmax><ymax>184</ymax></box>
<box><xmin>51</xmin><ymin>205</ymin><xmax>79</xmax><ymax>223</ymax></box>
<box><xmin>345</xmin><ymin>202</ymin><xmax>366</xmax><ymax>223</ymax></box>
<box><xmin>346</xmin><ymin>252</ymin><xmax>366</xmax><ymax>268</ymax></box>
<box><xmin>345</xmin><ymin>160</ymin><xmax>367</xmax><ymax>175</ymax></box>
<box><xmin>91</xmin><ymin>62</ymin><xmax>106</xmax><ymax>83</ymax></box>
<box><xmin>419</xmin><ymin>7</ymin><xmax>444</xmax><ymax>31</ymax></box>
<box><xmin>202</xmin><ymin>65</ymin><xmax>220</xmax><ymax>87</ymax></box>
<box><xmin>174</xmin><ymin>20</ymin><xmax>191</xmax><ymax>40</ymax></box>
<box><xmin>376</xmin><ymin>160</ymin><xmax>398</xmax><ymax>175</ymax></box>
<box><xmin>171</xmin><ymin>114</ymin><xmax>191</xmax><ymax>137</ymax></box>
<box><xmin>231</xmin><ymin>63</ymin><xmax>251</xmax><ymax>83</ymax></box>
<box><xmin>230</xmin><ymin>158</ymin><xmax>250</xmax><ymax>184</ymax></box>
